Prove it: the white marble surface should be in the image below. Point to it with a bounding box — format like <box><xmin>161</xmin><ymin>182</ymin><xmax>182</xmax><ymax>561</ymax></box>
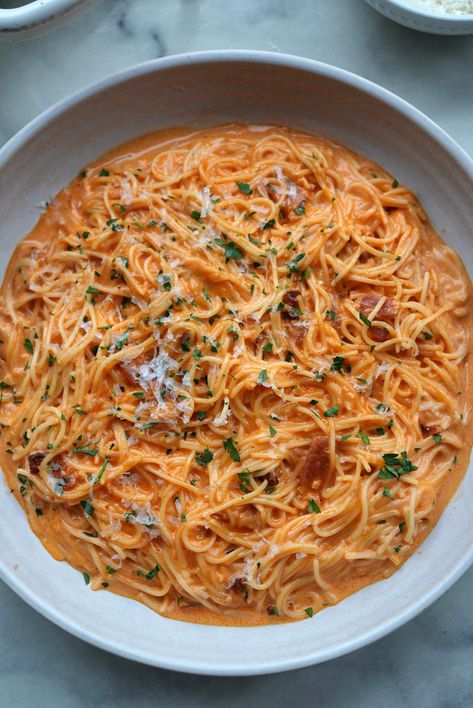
<box><xmin>0</xmin><ymin>1</ymin><xmax>473</xmax><ymax>705</ymax></box>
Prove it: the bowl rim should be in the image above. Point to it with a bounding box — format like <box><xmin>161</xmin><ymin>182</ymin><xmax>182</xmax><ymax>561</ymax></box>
<box><xmin>1</xmin><ymin>49</ymin><xmax>473</xmax><ymax>675</ymax></box>
<box><xmin>370</xmin><ymin>0</ymin><xmax>473</xmax><ymax>21</ymax></box>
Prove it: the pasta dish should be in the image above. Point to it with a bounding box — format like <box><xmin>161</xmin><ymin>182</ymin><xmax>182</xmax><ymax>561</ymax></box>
<box><xmin>0</xmin><ymin>125</ymin><xmax>471</xmax><ymax>624</ymax></box>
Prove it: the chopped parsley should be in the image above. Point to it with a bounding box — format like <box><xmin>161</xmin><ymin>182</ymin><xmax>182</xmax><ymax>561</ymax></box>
<box><xmin>305</xmin><ymin>607</ymin><xmax>314</xmax><ymax>617</ymax></box>
<box><xmin>47</xmin><ymin>354</ymin><xmax>56</xmax><ymax>367</ymax></box>
<box><xmin>308</xmin><ymin>498</ymin><xmax>321</xmax><ymax>514</ymax></box>
<box><xmin>324</xmin><ymin>406</ymin><xmax>339</xmax><ymax>417</ymax></box>
<box><xmin>263</xmin><ymin>219</ymin><xmax>276</xmax><ymax>230</ymax></box>
<box><xmin>191</xmin><ymin>210</ymin><xmax>201</xmax><ymax>221</ymax></box>
<box><xmin>236</xmin><ymin>181</ymin><xmax>252</xmax><ymax>195</ymax></box>
<box><xmin>434</xmin><ymin>434</ymin><xmax>442</xmax><ymax>444</ymax></box>
<box><xmin>137</xmin><ymin>564</ymin><xmax>160</xmax><ymax>581</ymax></box>
<box><xmin>83</xmin><ymin>572</ymin><xmax>90</xmax><ymax>585</ymax></box>
<box><xmin>195</xmin><ymin>448</ymin><xmax>213</xmax><ymax>466</ymax></box>
<box><xmin>238</xmin><ymin>470</ymin><xmax>251</xmax><ymax>493</ymax></box>
<box><xmin>269</xmin><ymin>425</ymin><xmax>276</xmax><ymax>437</ymax></box>
<box><xmin>359</xmin><ymin>312</ymin><xmax>372</xmax><ymax>327</ymax></box>
<box><xmin>383</xmin><ymin>487</ymin><xmax>394</xmax><ymax>499</ymax></box>
<box><xmin>73</xmin><ymin>446</ymin><xmax>98</xmax><ymax>456</ymax></box>
<box><xmin>86</xmin><ymin>285</ymin><xmax>100</xmax><ymax>295</ymax></box>
<box><xmin>99</xmin><ymin>168</ymin><xmax>109</xmax><ymax>177</ymax></box>
<box><xmin>224</xmin><ymin>242</ymin><xmax>244</xmax><ymax>262</ymax></box>
<box><xmin>294</xmin><ymin>204</ymin><xmax>306</xmax><ymax>216</ymax></box>
<box><xmin>378</xmin><ymin>451</ymin><xmax>417</xmax><ymax>479</ymax></box>
<box><xmin>223</xmin><ymin>437</ymin><xmax>240</xmax><ymax>462</ymax></box>
<box><xmin>330</xmin><ymin>356</ymin><xmax>345</xmax><ymax>373</ymax></box>
<box><xmin>24</xmin><ymin>338</ymin><xmax>34</xmax><ymax>355</ymax></box>
<box><xmin>80</xmin><ymin>500</ymin><xmax>94</xmax><ymax>517</ymax></box>
<box><xmin>257</xmin><ymin>369</ymin><xmax>268</xmax><ymax>385</ymax></box>
<box><xmin>287</xmin><ymin>252</ymin><xmax>305</xmax><ymax>273</ymax></box>
<box><xmin>93</xmin><ymin>456</ymin><xmax>110</xmax><ymax>484</ymax></box>
<box><xmin>359</xmin><ymin>431</ymin><xmax>370</xmax><ymax>445</ymax></box>
<box><xmin>263</xmin><ymin>342</ymin><xmax>273</xmax><ymax>354</ymax></box>
<box><xmin>392</xmin><ymin>178</ymin><xmax>399</xmax><ymax>188</ymax></box>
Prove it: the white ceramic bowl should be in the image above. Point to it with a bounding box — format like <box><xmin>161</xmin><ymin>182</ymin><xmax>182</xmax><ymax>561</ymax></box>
<box><xmin>1</xmin><ymin>51</ymin><xmax>473</xmax><ymax>676</ymax></box>
<box><xmin>0</xmin><ymin>0</ymin><xmax>95</xmax><ymax>41</ymax></box>
<box><xmin>365</xmin><ymin>0</ymin><xmax>473</xmax><ymax>34</ymax></box>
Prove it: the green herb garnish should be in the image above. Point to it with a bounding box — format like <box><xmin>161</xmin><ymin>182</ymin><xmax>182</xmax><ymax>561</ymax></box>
<box><xmin>236</xmin><ymin>181</ymin><xmax>252</xmax><ymax>195</ymax></box>
<box><xmin>308</xmin><ymin>498</ymin><xmax>321</xmax><ymax>514</ymax></box>
<box><xmin>324</xmin><ymin>406</ymin><xmax>338</xmax><ymax>417</ymax></box>
<box><xmin>223</xmin><ymin>437</ymin><xmax>240</xmax><ymax>462</ymax></box>
<box><xmin>195</xmin><ymin>448</ymin><xmax>213</xmax><ymax>466</ymax></box>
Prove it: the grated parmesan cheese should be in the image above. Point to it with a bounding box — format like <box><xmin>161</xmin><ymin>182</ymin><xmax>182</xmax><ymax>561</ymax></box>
<box><xmin>374</xmin><ymin>362</ymin><xmax>390</xmax><ymax>379</ymax></box>
<box><xmin>137</xmin><ymin>350</ymin><xmax>179</xmax><ymax>399</ymax></box>
<box><xmin>406</xmin><ymin>0</ymin><xmax>473</xmax><ymax>13</ymax></box>
<box><xmin>213</xmin><ymin>396</ymin><xmax>232</xmax><ymax>426</ymax></box>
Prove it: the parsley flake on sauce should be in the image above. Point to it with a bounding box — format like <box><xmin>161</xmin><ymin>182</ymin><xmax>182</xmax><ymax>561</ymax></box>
<box><xmin>330</xmin><ymin>356</ymin><xmax>345</xmax><ymax>373</ymax></box>
<box><xmin>377</xmin><ymin>452</ymin><xmax>417</xmax><ymax>479</ymax></box>
<box><xmin>195</xmin><ymin>448</ymin><xmax>213</xmax><ymax>466</ymax></box>
<box><xmin>223</xmin><ymin>437</ymin><xmax>240</xmax><ymax>462</ymax></box>
<box><xmin>236</xmin><ymin>181</ymin><xmax>252</xmax><ymax>195</ymax></box>
<box><xmin>224</xmin><ymin>242</ymin><xmax>244</xmax><ymax>263</ymax></box>
<box><xmin>324</xmin><ymin>406</ymin><xmax>339</xmax><ymax>418</ymax></box>
<box><xmin>308</xmin><ymin>499</ymin><xmax>321</xmax><ymax>514</ymax></box>
<box><xmin>80</xmin><ymin>500</ymin><xmax>94</xmax><ymax>517</ymax></box>
<box><xmin>257</xmin><ymin>369</ymin><xmax>268</xmax><ymax>385</ymax></box>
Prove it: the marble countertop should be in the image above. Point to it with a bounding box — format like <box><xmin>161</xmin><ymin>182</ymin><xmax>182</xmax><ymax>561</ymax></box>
<box><xmin>1</xmin><ymin>1</ymin><xmax>472</xmax><ymax>705</ymax></box>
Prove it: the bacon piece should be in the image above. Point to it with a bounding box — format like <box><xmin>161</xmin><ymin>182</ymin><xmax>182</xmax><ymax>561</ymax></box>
<box><xmin>28</xmin><ymin>452</ymin><xmax>46</xmax><ymax>474</ymax></box>
<box><xmin>370</xmin><ymin>326</ymin><xmax>390</xmax><ymax>342</ymax></box>
<box><xmin>420</xmin><ymin>423</ymin><xmax>440</xmax><ymax>436</ymax></box>
<box><xmin>283</xmin><ymin>290</ymin><xmax>299</xmax><ymax>308</ymax></box>
<box><xmin>218</xmin><ymin>504</ymin><xmax>264</xmax><ymax>530</ymax></box>
<box><xmin>228</xmin><ymin>576</ymin><xmax>248</xmax><ymax>600</ymax></box>
<box><xmin>282</xmin><ymin>290</ymin><xmax>300</xmax><ymax>320</ymax></box>
<box><xmin>360</xmin><ymin>295</ymin><xmax>396</xmax><ymax>321</ymax></box>
<box><xmin>261</xmin><ymin>471</ymin><xmax>279</xmax><ymax>490</ymax></box>
<box><xmin>300</xmin><ymin>436</ymin><xmax>330</xmax><ymax>490</ymax></box>
<box><xmin>360</xmin><ymin>296</ymin><xmax>396</xmax><ymax>342</ymax></box>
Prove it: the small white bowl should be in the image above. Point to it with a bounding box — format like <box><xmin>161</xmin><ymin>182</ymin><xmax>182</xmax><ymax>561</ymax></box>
<box><xmin>365</xmin><ymin>0</ymin><xmax>473</xmax><ymax>34</ymax></box>
<box><xmin>0</xmin><ymin>0</ymin><xmax>95</xmax><ymax>41</ymax></box>
<box><xmin>1</xmin><ymin>51</ymin><xmax>473</xmax><ymax>675</ymax></box>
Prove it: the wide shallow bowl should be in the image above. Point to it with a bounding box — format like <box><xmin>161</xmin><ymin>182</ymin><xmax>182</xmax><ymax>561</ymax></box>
<box><xmin>1</xmin><ymin>51</ymin><xmax>473</xmax><ymax>676</ymax></box>
<box><xmin>365</xmin><ymin>0</ymin><xmax>473</xmax><ymax>34</ymax></box>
